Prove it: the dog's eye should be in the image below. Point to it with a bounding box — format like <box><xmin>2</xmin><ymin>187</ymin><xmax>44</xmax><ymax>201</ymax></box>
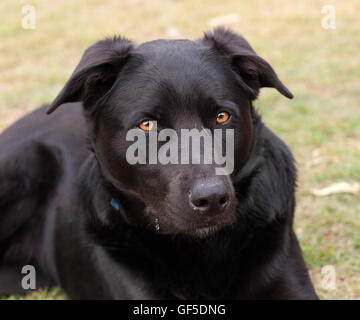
<box><xmin>139</xmin><ymin>120</ymin><xmax>154</xmax><ymax>131</ymax></box>
<box><xmin>216</xmin><ymin>111</ymin><xmax>230</xmax><ymax>124</ymax></box>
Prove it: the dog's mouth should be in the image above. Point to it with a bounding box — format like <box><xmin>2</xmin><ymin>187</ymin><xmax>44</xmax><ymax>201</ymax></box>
<box><xmin>147</xmin><ymin>208</ymin><xmax>235</xmax><ymax>238</ymax></box>
<box><xmin>172</xmin><ymin>214</ymin><xmax>237</xmax><ymax>239</ymax></box>
<box><xmin>144</xmin><ymin>194</ymin><xmax>237</xmax><ymax>238</ymax></box>
<box><xmin>189</xmin><ymin>214</ymin><xmax>236</xmax><ymax>238</ymax></box>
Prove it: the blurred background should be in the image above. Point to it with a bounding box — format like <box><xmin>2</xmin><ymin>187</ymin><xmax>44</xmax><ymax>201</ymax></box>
<box><xmin>0</xmin><ymin>0</ymin><xmax>359</xmax><ymax>299</ymax></box>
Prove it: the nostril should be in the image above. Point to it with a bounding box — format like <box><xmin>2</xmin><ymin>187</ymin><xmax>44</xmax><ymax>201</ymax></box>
<box><xmin>219</xmin><ymin>196</ymin><xmax>229</xmax><ymax>209</ymax></box>
<box><xmin>193</xmin><ymin>198</ymin><xmax>209</xmax><ymax>209</ymax></box>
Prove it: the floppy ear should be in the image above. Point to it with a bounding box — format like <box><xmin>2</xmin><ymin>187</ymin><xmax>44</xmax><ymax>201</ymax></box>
<box><xmin>200</xmin><ymin>28</ymin><xmax>293</xmax><ymax>100</ymax></box>
<box><xmin>47</xmin><ymin>36</ymin><xmax>134</xmax><ymax>114</ymax></box>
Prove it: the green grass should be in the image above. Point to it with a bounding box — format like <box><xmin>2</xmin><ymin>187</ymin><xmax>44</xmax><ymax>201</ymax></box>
<box><xmin>0</xmin><ymin>0</ymin><xmax>359</xmax><ymax>299</ymax></box>
<box><xmin>0</xmin><ymin>288</ymin><xmax>65</xmax><ymax>300</ymax></box>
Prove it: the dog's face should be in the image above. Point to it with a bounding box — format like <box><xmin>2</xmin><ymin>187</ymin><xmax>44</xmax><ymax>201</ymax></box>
<box><xmin>92</xmin><ymin>40</ymin><xmax>253</xmax><ymax>237</ymax></box>
<box><xmin>48</xmin><ymin>29</ymin><xmax>292</xmax><ymax>238</ymax></box>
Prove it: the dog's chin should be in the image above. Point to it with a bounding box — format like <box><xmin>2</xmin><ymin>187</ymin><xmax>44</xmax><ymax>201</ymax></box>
<box><xmin>155</xmin><ymin>224</ymin><xmax>230</xmax><ymax>239</ymax></box>
<box><xmin>171</xmin><ymin>219</ymin><xmax>236</xmax><ymax>239</ymax></box>
<box><xmin>190</xmin><ymin>226</ymin><xmax>223</xmax><ymax>238</ymax></box>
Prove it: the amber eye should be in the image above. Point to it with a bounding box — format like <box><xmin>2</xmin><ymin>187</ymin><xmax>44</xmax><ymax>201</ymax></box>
<box><xmin>216</xmin><ymin>111</ymin><xmax>230</xmax><ymax>124</ymax></box>
<box><xmin>138</xmin><ymin>120</ymin><xmax>154</xmax><ymax>131</ymax></box>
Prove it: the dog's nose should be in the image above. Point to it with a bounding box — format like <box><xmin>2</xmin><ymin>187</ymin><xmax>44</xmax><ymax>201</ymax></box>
<box><xmin>189</xmin><ymin>181</ymin><xmax>230</xmax><ymax>216</ymax></box>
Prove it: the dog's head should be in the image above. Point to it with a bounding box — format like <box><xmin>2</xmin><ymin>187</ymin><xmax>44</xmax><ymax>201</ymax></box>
<box><xmin>48</xmin><ymin>28</ymin><xmax>292</xmax><ymax>238</ymax></box>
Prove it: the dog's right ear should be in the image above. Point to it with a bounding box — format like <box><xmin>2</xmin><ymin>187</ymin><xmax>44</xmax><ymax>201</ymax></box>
<box><xmin>47</xmin><ymin>37</ymin><xmax>134</xmax><ymax>114</ymax></box>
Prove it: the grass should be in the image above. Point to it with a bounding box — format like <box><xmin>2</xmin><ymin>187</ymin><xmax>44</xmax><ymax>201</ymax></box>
<box><xmin>0</xmin><ymin>288</ymin><xmax>64</xmax><ymax>300</ymax></box>
<box><xmin>0</xmin><ymin>0</ymin><xmax>359</xmax><ymax>300</ymax></box>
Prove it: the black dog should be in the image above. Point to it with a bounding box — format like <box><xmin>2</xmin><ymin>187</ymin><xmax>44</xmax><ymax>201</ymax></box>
<box><xmin>0</xmin><ymin>28</ymin><xmax>317</xmax><ymax>299</ymax></box>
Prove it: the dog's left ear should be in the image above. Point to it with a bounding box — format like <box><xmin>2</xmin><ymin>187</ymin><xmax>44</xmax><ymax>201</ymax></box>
<box><xmin>47</xmin><ymin>36</ymin><xmax>134</xmax><ymax>114</ymax></box>
<box><xmin>200</xmin><ymin>28</ymin><xmax>293</xmax><ymax>100</ymax></box>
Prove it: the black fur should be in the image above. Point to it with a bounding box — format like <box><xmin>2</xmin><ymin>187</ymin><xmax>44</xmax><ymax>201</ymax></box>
<box><xmin>0</xmin><ymin>28</ymin><xmax>317</xmax><ymax>299</ymax></box>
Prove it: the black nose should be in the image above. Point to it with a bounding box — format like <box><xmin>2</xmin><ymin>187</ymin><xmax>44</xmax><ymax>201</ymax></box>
<box><xmin>189</xmin><ymin>180</ymin><xmax>230</xmax><ymax>216</ymax></box>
